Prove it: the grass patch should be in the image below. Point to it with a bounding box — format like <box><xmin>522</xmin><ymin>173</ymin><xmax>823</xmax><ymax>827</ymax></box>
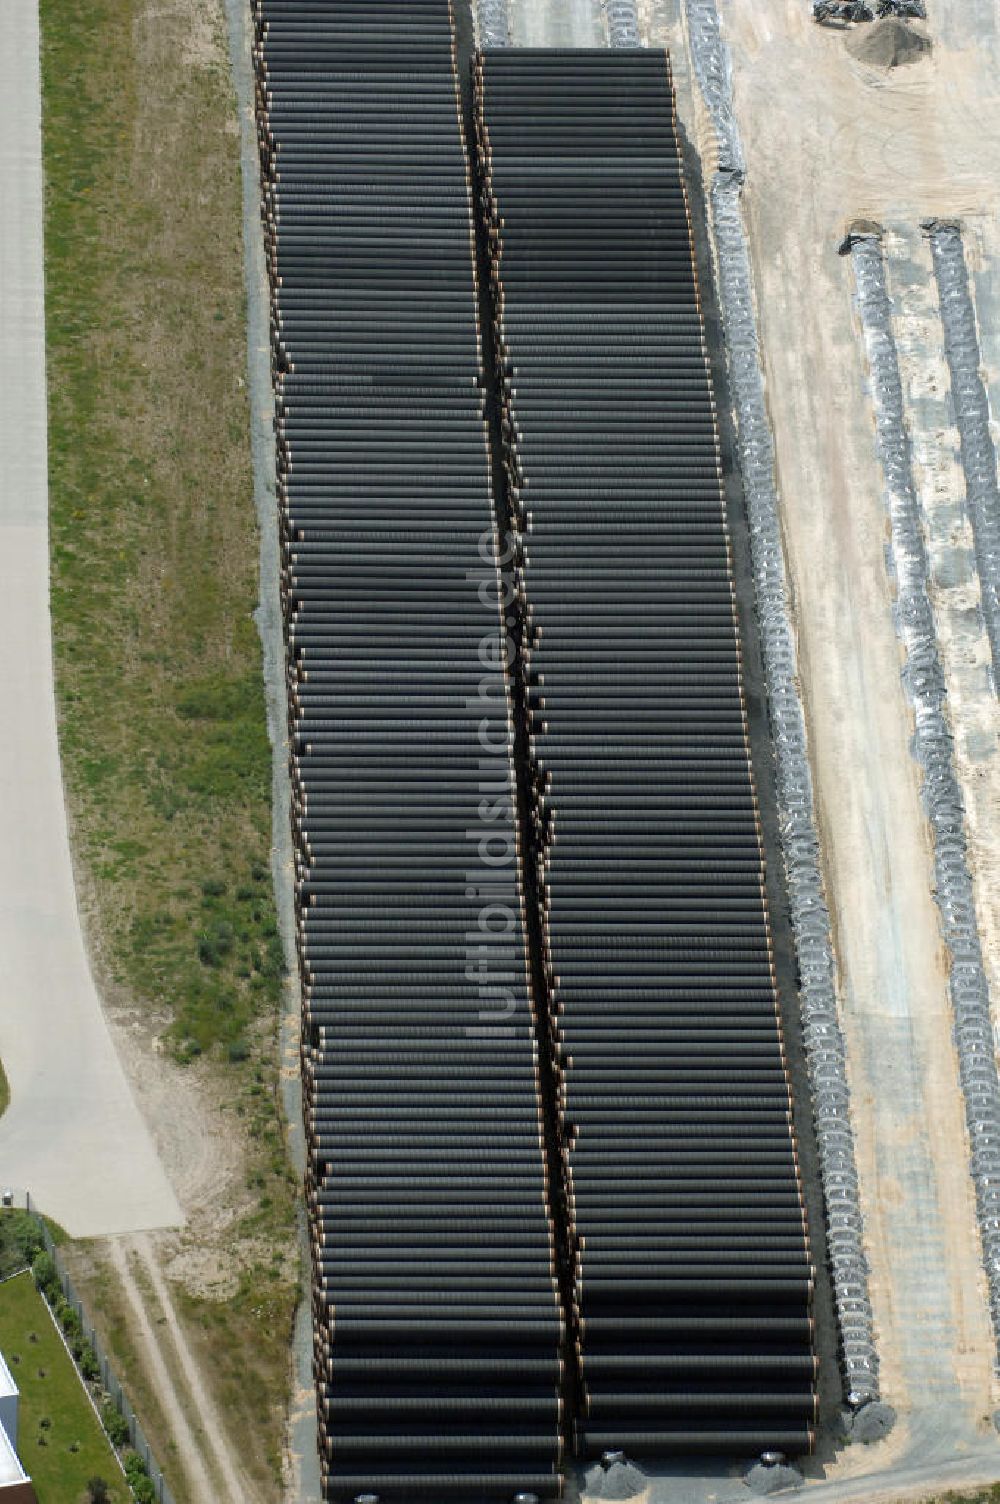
<box><xmin>173</xmin><ymin>1264</ymin><xmax>299</xmax><ymax>1488</ymax></box>
<box><xmin>39</xmin><ymin>0</ymin><xmax>278</xmax><ymax>1064</ymax></box>
<box><xmin>38</xmin><ymin>0</ymin><xmax>297</xmax><ymax>1492</ymax></box>
<box><xmin>928</xmin><ymin>1490</ymin><xmax>1000</xmax><ymax>1503</ymax></box>
<box><xmin>0</xmin><ymin>1212</ymin><xmax>55</xmax><ymax>1282</ymax></box>
<box><xmin>0</xmin><ymin>1058</ymin><xmax>8</xmax><ymax>1119</ymax></box>
<box><xmin>0</xmin><ymin>1272</ymin><xmax>125</xmax><ymax>1503</ymax></box>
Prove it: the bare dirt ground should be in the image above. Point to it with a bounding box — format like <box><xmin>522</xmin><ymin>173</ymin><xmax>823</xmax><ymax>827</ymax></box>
<box><xmin>889</xmin><ymin>220</ymin><xmax>1000</xmax><ymax>1074</ymax></box>
<box><xmin>107</xmin><ymin>1238</ymin><xmax>219</xmax><ymax>1502</ymax></box>
<box><xmin>122</xmin><ymin>1235</ymin><xmax>251</xmax><ymax>1499</ymax></box>
<box><xmin>707</xmin><ymin>0</ymin><xmax>1000</xmax><ymax>1441</ymax></box>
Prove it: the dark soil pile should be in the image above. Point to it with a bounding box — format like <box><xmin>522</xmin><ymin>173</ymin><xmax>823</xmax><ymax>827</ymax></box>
<box><xmin>847</xmin><ymin>18</ymin><xmax>932</xmax><ymax>67</ymax></box>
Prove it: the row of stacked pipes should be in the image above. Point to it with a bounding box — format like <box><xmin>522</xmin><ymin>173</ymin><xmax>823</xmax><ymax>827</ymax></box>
<box><xmin>476</xmin><ymin>47</ymin><xmax>817</xmax><ymax>1459</ymax></box>
<box><xmin>251</xmin><ymin>2</ymin><xmax>817</xmax><ymax>1499</ymax></box>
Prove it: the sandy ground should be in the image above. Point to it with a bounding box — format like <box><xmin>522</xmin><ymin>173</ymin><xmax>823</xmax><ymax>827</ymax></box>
<box><xmin>0</xmin><ymin>0</ymin><xmax>181</xmax><ymax>1239</ymax></box>
<box><xmin>888</xmin><ymin>222</ymin><xmax>1000</xmax><ymax>1060</ymax></box>
<box><xmin>708</xmin><ymin>0</ymin><xmax>1000</xmax><ymax>1442</ymax></box>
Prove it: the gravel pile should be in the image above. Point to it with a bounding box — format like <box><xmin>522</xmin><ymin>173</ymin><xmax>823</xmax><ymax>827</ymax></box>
<box><xmin>847</xmin><ymin>18</ymin><xmax>932</xmax><ymax>68</ymax></box>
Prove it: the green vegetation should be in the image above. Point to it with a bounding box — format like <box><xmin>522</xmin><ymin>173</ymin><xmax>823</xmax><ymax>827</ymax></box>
<box><xmin>0</xmin><ymin>1272</ymin><xmax>125</xmax><ymax>1502</ymax></box>
<box><xmin>0</xmin><ymin>1213</ymin><xmax>67</xmax><ymax>1283</ymax></box>
<box><xmin>0</xmin><ymin>1213</ymin><xmax>44</xmax><ymax>1281</ymax></box>
<box><xmin>39</xmin><ymin>0</ymin><xmax>279</xmax><ymax>1064</ymax></box>
<box><xmin>38</xmin><ymin>0</ymin><xmax>298</xmax><ymax>1492</ymax></box>
<box><xmin>64</xmin><ymin>1265</ymin><xmax>180</xmax><ymax>1500</ymax></box>
<box><xmin>123</xmin><ymin>1452</ymin><xmax>155</xmax><ymax>1504</ymax></box>
<box><xmin>929</xmin><ymin>1488</ymin><xmax>1000</xmax><ymax>1503</ymax></box>
<box><xmin>0</xmin><ymin>1059</ymin><xmax>9</xmax><ymax>1119</ymax></box>
<box><xmin>100</xmin><ymin>1405</ymin><xmax>130</xmax><ymax>1451</ymax></box>
<box><xmin>32</xmin><ymin>1254</ymin><xmax>101</xmax><ymax>1385</ymax></box>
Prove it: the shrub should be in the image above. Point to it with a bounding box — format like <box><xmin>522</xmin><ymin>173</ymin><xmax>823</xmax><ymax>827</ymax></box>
<box><xmin>197</xmin><ymin>919</ymin><xmax>234</xmax><ymax>967</ymax></box>
<box><xmin>78</xmin><ymin>1342</ymin><xmax>100</xmax><ymax>1381</ymax></box>
<box><xmin>0</xmin><ymin>1211</ymin><xmax>45</xmax><ymax>1278</ymax></box>
<box><xmin>101</xmin><ymin>1402</ymin><xmax>130</xmax><ymax>1448</ymax></box>
<box><xmin>87</xmin><ymin>1479</ymin><xmax>110</xmax><ymax>1504</ymax></box>
<box><xmin>124</xmin><ymin>1452</ymin><xmax>156</xmax><ymax>1503</ymax></box>
<box><xmin>31</xmin><ymin>1251</ymin><xmax>60</xmax><ymax>1303</ymax></box>
<box><xmin>58</xmin><ymin>1300</ymin><xmax>83</xmax><ymax>1346</ymax></box>
<box><xmin>262</xmin><ymin>933</ymin><xmax>285</xmax><ymax>980</ymax></box>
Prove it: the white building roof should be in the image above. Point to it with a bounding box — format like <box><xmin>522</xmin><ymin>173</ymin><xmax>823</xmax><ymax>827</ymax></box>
<box><xmin>0</xmin><ymin>1354</ymin><xmax>16</xmax><ymax>1404</ymax></box>
<box><xmin>0</xmin><ymin>1425</ymin><xmax>26</xmax><ymax>1486</ymax></box>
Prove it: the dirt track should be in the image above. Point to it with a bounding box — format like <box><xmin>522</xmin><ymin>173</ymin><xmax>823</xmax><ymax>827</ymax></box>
<box><xmin>110</xmin><ymin>1235</ymin><xmax>253</xmax><ymax>1503</ymax></box>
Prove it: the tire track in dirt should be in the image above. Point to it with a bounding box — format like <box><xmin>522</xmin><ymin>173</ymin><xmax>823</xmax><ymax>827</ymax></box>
<box><xmin>108</xmin><ymin>1238</ymin><xmax>219</xmax><ymax>1503</ymax></box>
<box><xmin>134</xmin><ymin>1235</ymin><xmax>253</xmax><ymax>1502</ymax></box>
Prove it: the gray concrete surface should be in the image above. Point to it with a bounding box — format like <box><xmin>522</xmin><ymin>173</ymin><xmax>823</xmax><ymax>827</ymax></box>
<box><xmin>0</xmin><ymin>0</ymin><xmax>182</xmax><ymax>1239</ymax></box>
<box><xmin>478</xmin><ymin>0</ymin><xmax>511</xmax><ymax>45</ymax></box>
<box><xmin>508</xmin><ymin>0</ymin><xmax>606</xmax><ymax>48</ymax></box>
<box><xmin>220</xmin><ymin>0</ymin><xmax>320</xmax><ymax>1499</ymax></box>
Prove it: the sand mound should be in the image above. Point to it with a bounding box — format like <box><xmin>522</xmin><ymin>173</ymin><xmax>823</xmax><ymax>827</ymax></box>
<box><xmin>847</xmin><ymin>18</ymin><xmax>932</xmax><ymax>68</ymax></box>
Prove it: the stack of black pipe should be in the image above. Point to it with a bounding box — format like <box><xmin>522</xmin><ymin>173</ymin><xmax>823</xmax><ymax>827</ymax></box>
<box><xmin>475</xmin><ymin>49</ymin><xmax>818</xmax><ymax>1458</ymax></box>
<box><xmin>251</xmin><ymin>4</ymin><xmax>564</xmax><ymax>1499</ymax></box>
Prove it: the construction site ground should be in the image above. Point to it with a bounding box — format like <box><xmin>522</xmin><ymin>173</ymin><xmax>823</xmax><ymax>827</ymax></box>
<box><xmin>5</xmin><ymin>0</ymin><xmax>1000</xmax><ymax>1501</ymax></box>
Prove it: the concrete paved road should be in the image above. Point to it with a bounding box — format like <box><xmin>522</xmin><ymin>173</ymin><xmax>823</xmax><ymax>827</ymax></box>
<box><xmin>507</xmin><ymin>0</ymin><xmax>606</xmax><ymax>47</ymax></box>
<box><xmin>0</xmin><ymin>0</ymin><xmax>182</xmax><ymax>1237</ymax></box>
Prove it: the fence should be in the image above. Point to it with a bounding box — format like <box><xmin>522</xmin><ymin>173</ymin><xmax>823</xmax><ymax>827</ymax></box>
<box><xmin>23</xmin><ymin>1195</ymin><xmax>177</xmax><ymax>1504</ymax></box>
